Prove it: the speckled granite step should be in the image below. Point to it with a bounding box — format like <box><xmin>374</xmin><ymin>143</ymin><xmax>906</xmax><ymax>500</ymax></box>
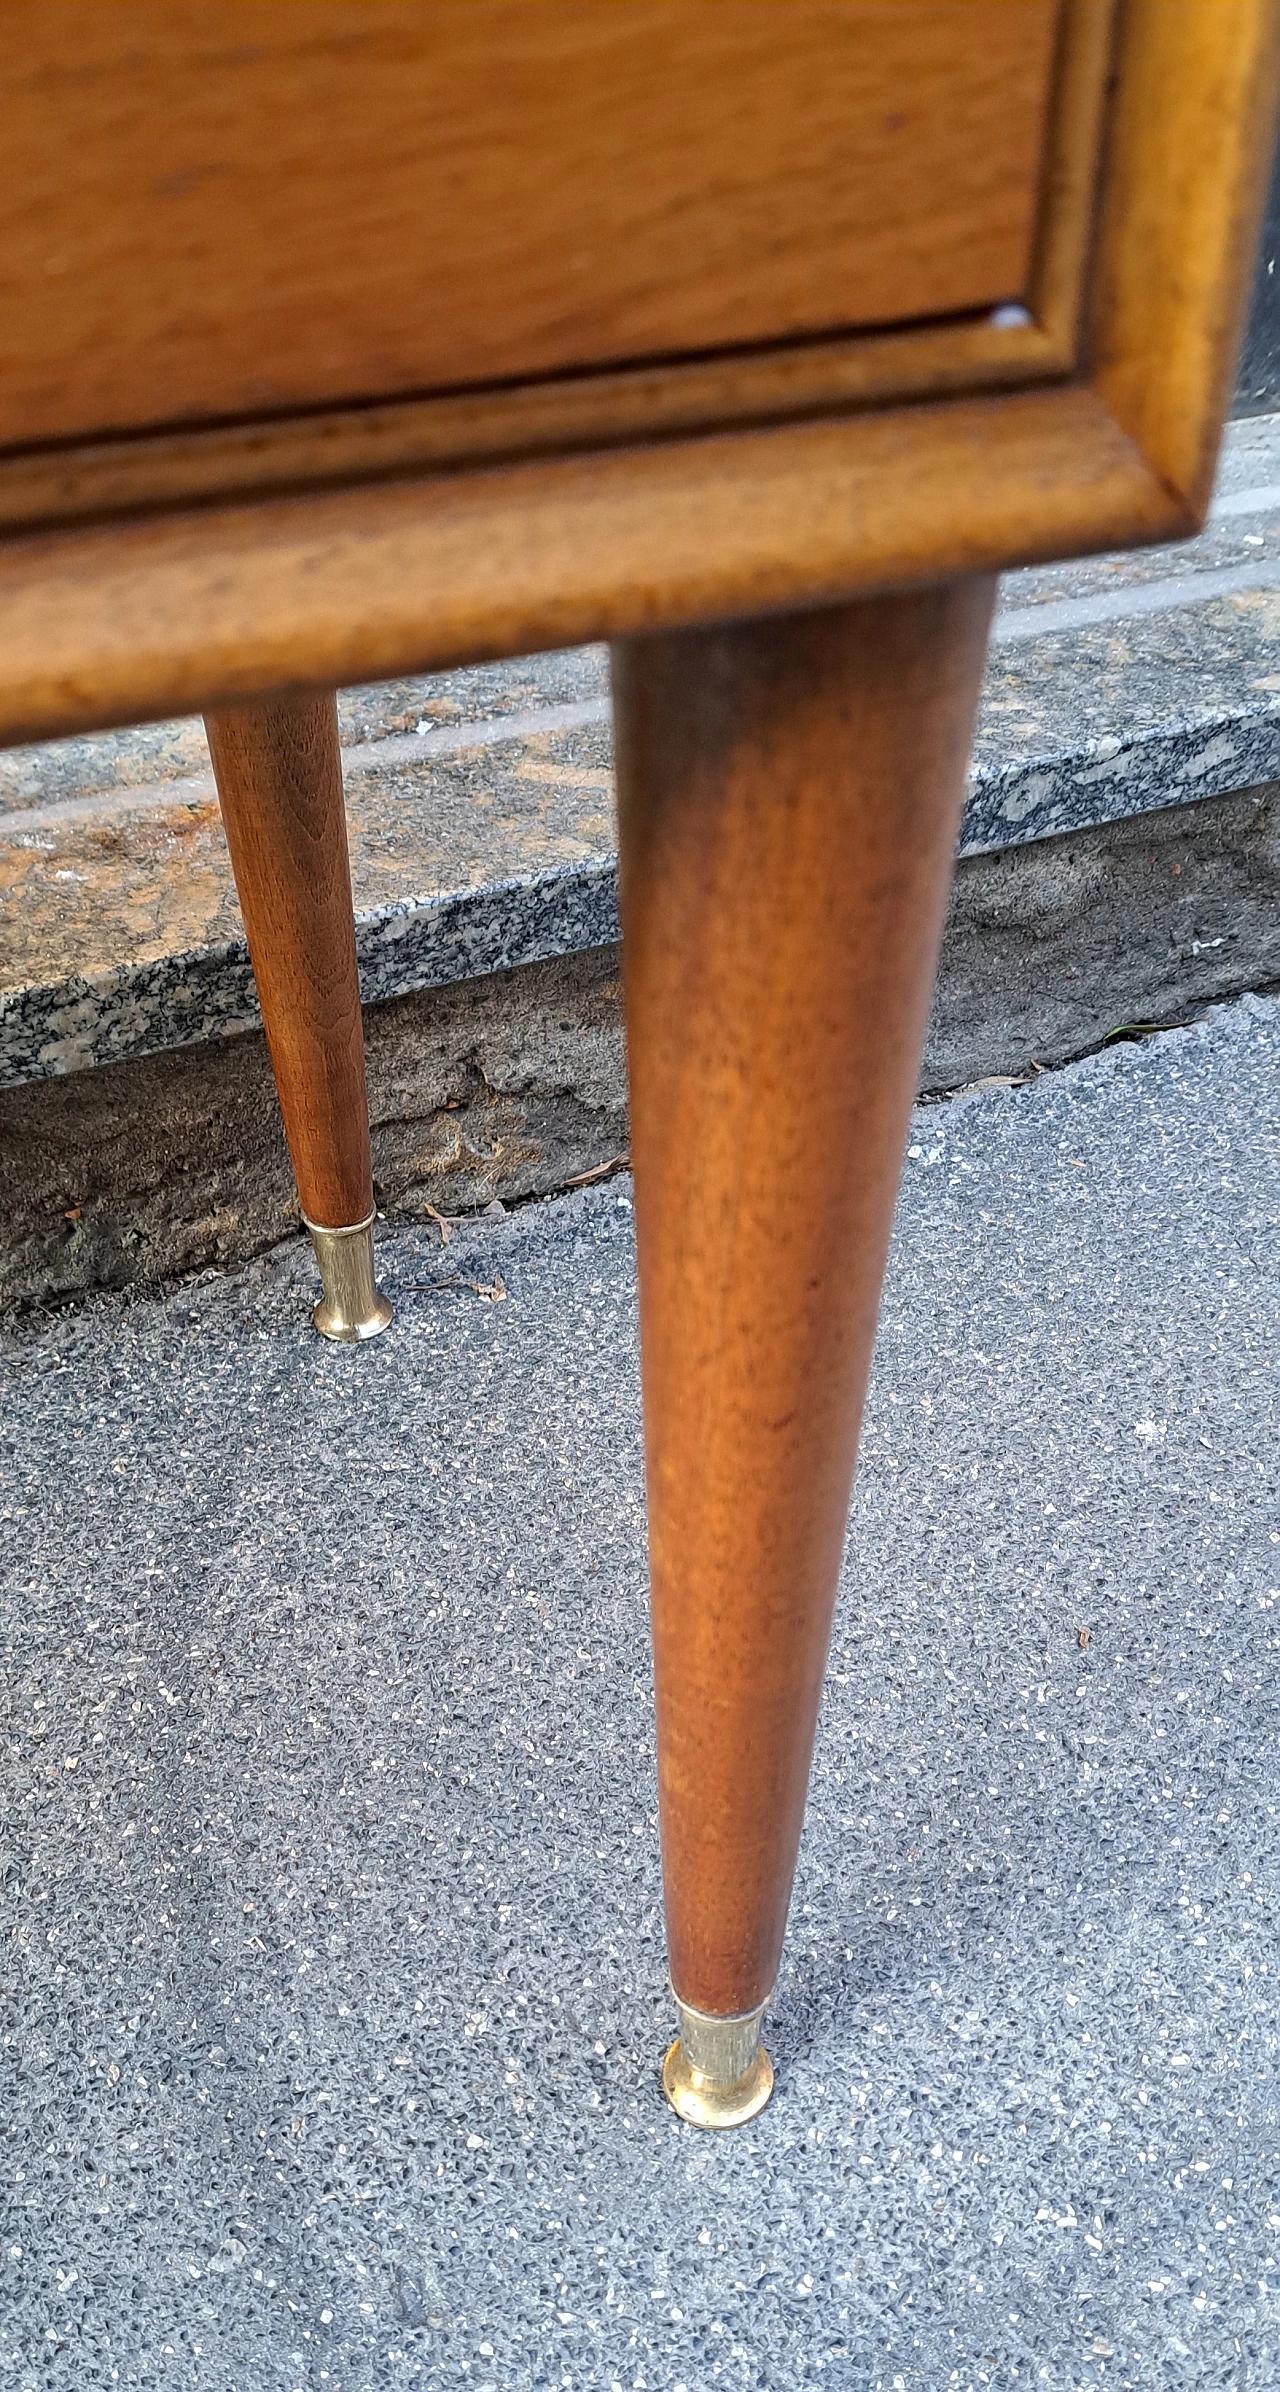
<box><xmin>4</xmin><ymin>414</ymin><xmax>1280</xmax><ymax>1094</ymax></box>
<box><xmin>0</xmin><ymin>649</ymin><xmax>615</xmax><ymax>1087</ymax></box>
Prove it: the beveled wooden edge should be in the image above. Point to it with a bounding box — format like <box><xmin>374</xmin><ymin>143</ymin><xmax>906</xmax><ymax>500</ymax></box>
<box><xmin>0</xmin><ymin>0</ymin><xmax>1111</xmax><ymax>536</ymax></box>
<box><xmin>1027</xmin><ymin>0</ymin><xmax>1116</xmax><ymax>357</ymax></box>
<box><xmin>1090</xmin><ymin>0</ymin><xmax>1280</xmax><ymax>517</ymax></box>
<box><xmin>0</xmin><ymin>0</ymin><xmax>1270</xmax><ymax>746</ymax></box>
<box><xmin>0</xmin><ymin>385</ymin><xmax>1185</xmax><ymax>747</ymax></box>
<box><xmin>0</xmin><ymin>315</ymin><xmax>1066</xmax><ymax>537</ymax></box>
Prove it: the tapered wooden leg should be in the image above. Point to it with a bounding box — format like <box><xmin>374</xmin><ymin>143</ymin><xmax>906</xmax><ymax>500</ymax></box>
<box><xmin>204</xmin><ymin>692</ymin><xmax>391</xmax><ymax>1342</ymax></box>
<box><xmin>613</xmin><ymin>581</ymin><xmax>995</xmax><ymax>2124</ymax></box>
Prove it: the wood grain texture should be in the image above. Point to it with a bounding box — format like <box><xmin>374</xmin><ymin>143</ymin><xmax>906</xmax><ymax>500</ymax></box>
<box><xmin>614</xmin><ymin>582</ymin><xmax>996</xmax><ymax>2015</ymax></box>
<box><xmin>1090</xmin><ymin>0</ymin><xmax>1280</xmax><ymax>519</ymax></box>
<box><xmin>0</xmin><ymin>1</ymin><xmax>1118</xmax><ymax>534</ymax></box>
<box><xmin>0</xmin><ymin>311</ymin><xmax>1068</xmax><ymax>540</ymax></box>
<box><xmin>0</xmin><ymin>386</ymin><xmax>1180</xmax><ymax>747</ymax></box>
<box><xmin>0</xmin><ymin>1</ymin><xmax>1056</xmax><ymax>449</ymax></box>
<box><xmin>204</xmin><ymin>695</ymin><xmax>373</xmax><ymax>1230</ymax></box>
<box><xmin>1026</xmin><ymin>0</ymin><xmax>1116</xmax><ymax>355</ymax></box>
<box><xmin>0</xmin><ymin>1</ymin><xmax>1269</xmax><ymax>740</ymax></box>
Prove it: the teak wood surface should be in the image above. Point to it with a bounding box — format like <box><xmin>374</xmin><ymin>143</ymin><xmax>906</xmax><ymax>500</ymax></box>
<box><xmin>3</xmin><ymin>1</ymin><xmax>1056</xmax><ymax>448</ymax></box>
<box><xmin>0</xmin><ymin>0</ymin><xmax>1108</xmax><ymax>533</ymax></box>
<box><xmin>615</xmin><ymin>586</ymin><xmax>995</xmax><ymax>2015</ymax></box>
<box><xmin>0</xmin><ymin>2</ymin><xmax>1273</xmax><ymax>743</ymax></box>
<box><xmin>203</xmin><ymin>696</ymin><xmax>374</xmax><ymax>1233</ymax></box>
<box><xmin>6</xmin><ymin>0</ymin><xmax>1277</xmax><ymax>2074</ymax></box>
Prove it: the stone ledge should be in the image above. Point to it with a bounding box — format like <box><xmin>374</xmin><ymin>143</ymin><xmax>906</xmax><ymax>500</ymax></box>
<box><xmin>5</xmin><ymin>414</ymin><xmax>1280</xmax><ymax>1093</ymax></box>
<box><xmin>4</xmin><ymin>778</ymin><xmax>1278</xmax><ymax>1313</ymax></box>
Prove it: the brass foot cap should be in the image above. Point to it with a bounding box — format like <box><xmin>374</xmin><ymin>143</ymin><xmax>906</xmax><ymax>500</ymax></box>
<box><xmin>313</xmin><ymin>1287</ymin><xmax>394</xmax><ymax>1343</ymax></box>
<box><xmin>662</xmin><ymin>1997</ymin><xmax>774</xmax><ymax>2129</ymax></box>
<box><xmin>662</xmin><ymin>2037</ymin><xmax>773</xmax><ymax>2130</ymax></box>
<box><xmin>305</xmin><ymin>1212</ymin><xmax>394</xmax><ymax>1343</ymax></box>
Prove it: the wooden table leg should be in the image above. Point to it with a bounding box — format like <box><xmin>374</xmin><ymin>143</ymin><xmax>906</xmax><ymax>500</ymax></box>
<box><xmin>613</xmin><ymin>581</ymin><xmax>995</xmax><ymax>2125</ymax></box>
<box><xmin>204</xmin><ymin>692</ymin><xmax>391</xmax><ymax>1342</ymax></box>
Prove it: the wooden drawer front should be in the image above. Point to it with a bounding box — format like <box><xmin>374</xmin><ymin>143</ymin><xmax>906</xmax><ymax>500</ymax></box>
<box><xmin>2</xmin><ymin>0</ymin><xmax>1061</xmax><ymax>449</ymax></box>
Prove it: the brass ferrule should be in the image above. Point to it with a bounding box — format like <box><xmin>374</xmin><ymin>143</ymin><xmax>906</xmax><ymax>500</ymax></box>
<box><xmin>304</xmin><ymin>1210</ymin><xmax>394</xmax><ymax>1342</ymax></box>
<box><xmin>662</xmin><ymin>1993</ymin><xmax>774</xmax><ymax>2129</ymax></box>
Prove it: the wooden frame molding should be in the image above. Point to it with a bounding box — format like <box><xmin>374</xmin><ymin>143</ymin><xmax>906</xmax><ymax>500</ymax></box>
<box><xmin>0</xmin><ymin>0</ymin><xmax>1273</xmax><ymax>745</ymax></box>
<box><xmin>0</xmin><ymin>0</ymin><xmax>1113</xmax><ymax>537</ymax></box>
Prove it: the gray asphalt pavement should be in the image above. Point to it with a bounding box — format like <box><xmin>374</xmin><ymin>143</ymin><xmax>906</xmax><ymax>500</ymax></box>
<box><xmin>3</xmin><ymin>993</ymin><xmax>1280</xmax><ymax>2391</ymax></box>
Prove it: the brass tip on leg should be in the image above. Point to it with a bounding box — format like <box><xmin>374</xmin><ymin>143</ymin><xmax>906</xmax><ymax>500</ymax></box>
<box><xmin>305</xmin><ymin>1210</ymin><xmax>393</xmax><ymax>1342</ymax></box>
<box><xmin>662</xmin><ymin>1995</ymin><xmax>774</xmax><ymax>2129</ymax></box>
